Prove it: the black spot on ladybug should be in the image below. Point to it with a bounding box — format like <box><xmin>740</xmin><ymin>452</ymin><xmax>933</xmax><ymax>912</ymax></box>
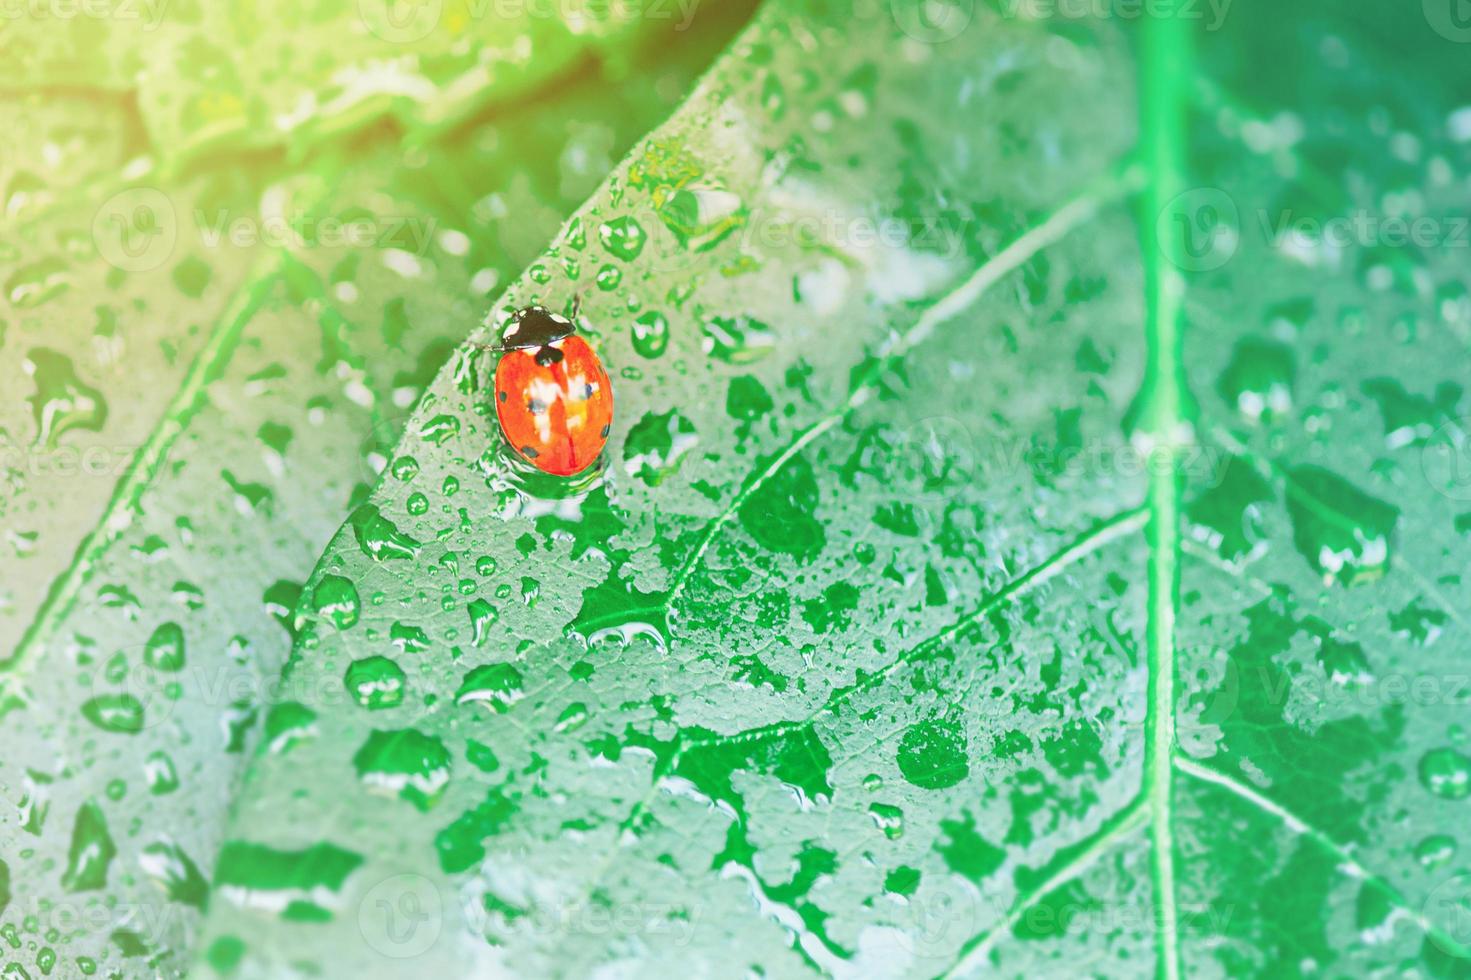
<box><xmin>521</xmin><ymin>445</ymin><xmax>540</xmax><ymax>458</ymax></box>
<box><xmin>501</xmin><ymin>307</ymin><xmax>574</xmax><ymax>350</ymax></box>
<box><xmin>600</xmin><ymin>424</ymin><xmax>610</xmax><ymax>438</ymax></box>
<box><xmin>498</xmin><ymin>390</ymin><xmax>507</xmax><ymax>402</ymax></box>
<box><xmin>583</xmin><ymin>383</ymin><xmax>595</xmax><ymax>399</ymax></box>
<box><xmin>527</xmin><ymin>398</ymin><xmax>547</xmax><ymax>415</ymax></box>
<box><xmin>534</xmin><ymin>345</ymin><xmax>565</xmax><ymax>367</ymax></box>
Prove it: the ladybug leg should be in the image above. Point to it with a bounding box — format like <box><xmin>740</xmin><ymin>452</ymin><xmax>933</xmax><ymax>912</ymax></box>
<box><xmin>569</xmin><ymin>292</ymin><xmax>583</xmax><ymax>321</ymax></box>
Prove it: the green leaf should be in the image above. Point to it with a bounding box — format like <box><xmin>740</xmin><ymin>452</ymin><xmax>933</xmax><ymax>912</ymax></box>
<box><xmin>193</xmin><ymin>2</ymin><xmax>1155</xmax><ymax>975</ymax></box>
<box><xmin>0</xmin><ymin>15</ymin><xmax>742</xmax><ymax>977</ymax></box>
<box><xmin>0</xmin><ymin>0</ymin><xmax>690</xmax><ymax>165</ymax></box>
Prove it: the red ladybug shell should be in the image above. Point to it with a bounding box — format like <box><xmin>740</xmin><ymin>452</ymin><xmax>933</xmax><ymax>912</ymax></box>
<box><xmin>494</xmin><ymin>335</ymin><xmax>613</xmax><ymax>476</ymax></box>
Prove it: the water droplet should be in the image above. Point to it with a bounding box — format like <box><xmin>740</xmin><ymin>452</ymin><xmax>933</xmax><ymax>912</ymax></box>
<box><xmin>139</xmin><ymin>837</ymin><xmax>208</xmax><ymax>908</ymax></box>
<box><xmin>7</xmin><ymin>257</ymin><xmax>70</xmax><ymax>308</ymax></box>
<box><xmin>390</xmin><ymin>622</ymin><xmax>430</xmax><ymax>654</ymax></box>
<box><xmin>455</xmin><ymin>663</ymin><xmax>525</xmax><ymax>712</ymax></box>
<box><xmin>598</xmin><ymin>216</ymin><xmax>647</xmax><ymax>261</ymax></box>
<box><xmin>345</xmin><ymin>657</ymin><xmax>407</xmax><ymax>710</ymax></box>
<box><xmin>350</xmin><ymin>504</ymin><xmax>422</xmax><ymax>561</ymax></box>
<box><xmin>1420</xmin><ymin>747</ymin><xmax>1471</xmax><ymax>800</ymax></box>
<box><xmin>214</xmin><ymin>841</ymin><xmax>362</xmax><ymax>918</ymax></box>
<box><xmin>631</xmin><ymin>311</ymin><xmax>669</xmax><ymax>358</ymax></box>
<box><xmin>391</xmin><ymin>455</ymin><xmax>420</xmax><ymax>481</ymax></box>
<box><xmin>420</xmin><ymin>414</ymin><xmax>460</xmax><ymax>446</ymax></box>
<box><xmin>352</xmin><ymin>729</ymin><xmax>452</xmax><ymax>811</ymax></box>
<box><xmin>263</xmin><ymin>702</ymin><xmax>319</xmax><ymax>753</ymax></box>
<box><xmin>145</xmin><ymin>751</ymin><xmax>179</xmax><ymax>794</ymax></box>
<box><xmin>1415</xmin><ymin>834</ymin><xmax>1458</xmax><ymax>869</ymax></box>
<box><xmin>23</xmin><ymin>348</ymin><xmax>107</xmax><ymax>448</ymax></box>
<box><xmin>144</xmin><ymin>623</ymin><xmax>185</xmax><ymax>671</ymax></box>
<box><xmin>554</xmin><ymin>702</ymin><xmax>590</xmax><ymax>732</ymax></box>
<box><xmin>623</xmin><ymin>410</ymin><xmax>697</xmax><ymax>486</ymax></box>
<box><xmin>311</xmin><ymin>575</ymin><xmax>360</xmax><ymax>630</ymax></box>
<box><xmin>658</xmin><ymin>184</ymin><xmax>746</xmax><ymax>251</ymax></box>
<box><xmin>896</xmin><ymin>719</ymin><xmax>968</xmax><ymax>790</ymax></box>
<box><xmin>703</xmin><ymin>315</ymin><xmax>775</xmax><ymax>364</ymax></box>
<box><xmin>467</xmin><ymin>599</ymin><xmax>498</xmax><ymax>647</ymax></box>
<box><xmin>868</xmin><ymin>803</ymin><xmax>905</xmax><ymax>839</ymax></box>
<box><xmin>1284</xmin><ymin>467</ymin><xmax>1398</xmax><ymax>586</ymax></box>
<box><xmin>595</xmin><ymin>264</ymin><xmax>622</xmax><ymax>291</ymax></box>
<box><xmin>1218</xmin><ymin>337</ymin><xmax>1295</xmax><ymax>424</ymax></box>
<box><xmin>81</xmin><ymin>694</ymin><xmax>144</xmax><ymax>734</ymax></box>
<box><xmin>61</xmin><ymin>800</ymin><xmax>116</xmax><ymax>892</ymax></box>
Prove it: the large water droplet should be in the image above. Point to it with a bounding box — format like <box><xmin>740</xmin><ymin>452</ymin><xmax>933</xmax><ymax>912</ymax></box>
<box><xmin>1217</xmin><ymin>337</ymin><xmax>1294</xmax><ymax>424</ymax></box>
<box><xmin>455</xmin><ymin>663</ymin><xmax>525</xmax><ymax>713</ymax></box>
<box><xmin>311</xmin><ymin>575</ymin><xmax>360</xmax><ymax>630</ymax></box>
<box><xmin>61</xmin><ymin>800</ymin><xmax>116</xmax><ymax>892</ymax></box>
<box><xmin>350</xmin><ymin>505</ymin><xmax>422</xmax><ymax>561</ymax></box>
<box><xmin>1419</xmin><ymin>747</ymin><xmax>1471</xmax><ymax>800</ymax></box>
<box><xmin>23</xmin><ymin>348</ymin><xmax>108</xmax><ymax>448</ymax></box>
<box><xmin>896</xmin><ymin>719</ymin><xmax>968</xmax><ymax>790</ymax></box>
<box><xmin>345</xmin><ymin>657</ymin><xmax>407</xmax><ymax>710</ymax></box>
<box><xmin>81</xmin><ymin>694</ymin><xmax>145</xmax><ymax>734</ymax></box>
<box><xmin>1284</xmin><ymin>467</ymin><xmax>1398</xmax><ymax>586</ymax></box>
<box><xmin>599</xmin><ymin>216</ymin><xmax>647</xmax><ymax>261</ymax></box>
<box><xmin>352</xmin><ymin>729</ymin><xmax>452</xmax><ymax>811</ymax></box>
<box><xmin>144</xmin><ymin>622</ymin><xmax>186</xmax><ymax>672</ymax></box>
<box><xmin>703</xmin><ymin>314</ymin><xmax>775</xmax><ymax>364</ymax></box>
<box><xmin>631</xmin><ymin>311</ymin><xmax>669</xmax><ymax>358</ymax></box>
<box><xmin>139</xmin><ymin>837</ymin><xmax>208</xmax><ymax>908</ymax></box>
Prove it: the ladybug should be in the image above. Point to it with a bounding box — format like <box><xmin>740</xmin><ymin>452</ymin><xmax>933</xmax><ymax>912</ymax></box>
<box><xmin>483</xmin><ymin>304</ymin><xmax>613</xmax><ymax>477</ymax></box>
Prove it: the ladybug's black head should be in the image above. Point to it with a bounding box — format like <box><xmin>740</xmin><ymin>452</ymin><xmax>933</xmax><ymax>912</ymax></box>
<box><xmin>499</xmin><ymin>306</ymin><xmax>575</xmax><ymax>351</ymax></box>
